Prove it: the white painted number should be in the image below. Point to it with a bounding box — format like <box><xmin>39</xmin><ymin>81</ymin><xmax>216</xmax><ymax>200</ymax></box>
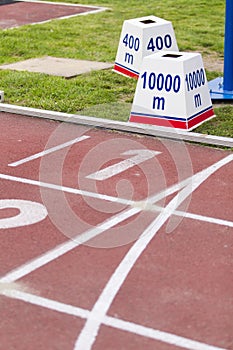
<box><xmin>0</xmin><ymin>199</ymin><xmax>47</xmax><ymax>229</ymax></box>
<box><xmin>86</xmin><ymin>149</ymin><xmax>161</xmax><ymax>181</ymax></box>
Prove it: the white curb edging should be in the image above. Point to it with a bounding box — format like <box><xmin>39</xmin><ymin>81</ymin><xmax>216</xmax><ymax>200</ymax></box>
<box><xmin>0</xmin><ymin>103</ymin><xmax>233</xmax><ymax>148</ymax></box>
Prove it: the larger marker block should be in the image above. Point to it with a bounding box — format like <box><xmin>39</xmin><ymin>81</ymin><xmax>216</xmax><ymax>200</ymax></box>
<box><xmin>113</xmin><ymin>15</ymin><xmax>178</xmax><ymax>79</ymax></box>
<box><xmin>129</xmin><ymin>51</ymin><xmax>215</xmax><ymax>131</ymax></box>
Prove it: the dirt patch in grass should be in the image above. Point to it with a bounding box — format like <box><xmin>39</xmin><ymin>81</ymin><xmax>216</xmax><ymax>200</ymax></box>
<box><xmin>202</xmin><ymin>52</ymin><xmax>224</xmax><ymax>72</ymax></box>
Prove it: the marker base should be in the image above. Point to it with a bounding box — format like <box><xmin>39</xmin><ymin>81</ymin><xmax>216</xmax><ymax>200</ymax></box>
<box><xmin>209</xmin><ymin>77</ymin><xmax>233</xmax><ymax>101</ymax></box>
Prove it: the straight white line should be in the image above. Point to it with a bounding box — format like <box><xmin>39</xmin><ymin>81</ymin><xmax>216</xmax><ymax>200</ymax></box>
<box><xmin>0</xmin><ymin>174</ymin><xmax>190</xmax><ymax>283</ymax></box>
<box><xmin>146</xmin><ymin>205</ymin><xmax>233</xmax><ymax>228</ymax></box>
<box><xmin>19</xmin><ymin>0</ymin><xmax>102</xmax><ymax>8</ymax></box>
<box><xmin>0</xmin><ymin>239</ymin><xmax>77</xmax><ymax>283</ymax></box>
<box><xmin>74</xmin><ymin>154</ymin><xmax>233</xmax><ymax>350</ymax></box>
<box><xmin>0</xmin><ymin>206</ymin><xmax>140</xmax><ymax>283</ymax></box>
<box><xmin>1</xmin><ymin>289</ymin><xmax>228</xmax><ymax>350</ymax></box>
<box><xmin>1</xmin><ymin>157</ymin><xmax>232</xmax><ymax>349</ymax></box>
<box><xmin>104</xmin><ymin>316</ymin><xmax>228</xmax><ymax>350</ymax></box>
<box><xmin>0</xmin><ymin>172</ymin><xmax>199</xmax><ymax>214</ymax></box>
<box><xmin>2</xmin><ymin>2</ymin><xmax>108</xmax><ymax>30</ymax></box>
<box><xmin>1</xmin><ymin>210</ymin><xmax>232</xmax><ymax>285</ymax></box>
<box><xmin>1</xmin><ymin>288</ymin><xmax>90</xmax><ymax>319</ymax></box>
<box><xmin>0</xmin><ymin>173</ymin><xmax>131</xmax><ymax>206</ymax></box>
<box><xmin>1</xmin><ymin>156</ymin><xmax>233</xmax><ymax>283</ymax></box>
<box><xmin>175</xmin><ymin>210</ymin><xmax>233</xmax><ymax>228</ymax></box>
<box><xmin>1</xmin><ymin>172</ymin><xmax>232</xmax><ymax>228</ymax></box>
<box><xmin>19</xmin><ymin>9</ymin><xmax>108</xmax><ymax>28</ymax></box>
<box><xmin>8</xmin><ymin>135</ymin><xmax>90</xmax><ymax>167</ymax></box>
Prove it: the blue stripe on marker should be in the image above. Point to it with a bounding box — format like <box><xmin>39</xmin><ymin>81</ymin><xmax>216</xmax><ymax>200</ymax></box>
<box><xmin>187</xmin><ymin>106</ymin><xmax>213</xmax><ymax>121</ymax></box>
<box><xmin>130</xmin><ymin>112</ymin><xmax>186</xmax><ymax>122</ymax></box>
<box><xmin>114</xmin><ymin>62</ymin><xmax>139</xmax><ymax>75</ymax></box>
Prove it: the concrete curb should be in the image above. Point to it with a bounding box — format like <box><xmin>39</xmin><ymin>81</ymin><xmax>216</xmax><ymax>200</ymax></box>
<box><xmin>0</xmin><ymin>103</ymin><xmax>233</xmax><ymax>148</ymax></box>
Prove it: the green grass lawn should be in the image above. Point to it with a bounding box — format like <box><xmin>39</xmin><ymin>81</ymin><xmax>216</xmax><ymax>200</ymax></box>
<box><xmin>0</xmin><ymin>0</ymin><xmax>232</xmax><ymax>137</ymax></box>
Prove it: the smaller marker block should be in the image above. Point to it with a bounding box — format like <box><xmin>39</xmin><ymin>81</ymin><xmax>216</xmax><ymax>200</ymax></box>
<box><xmin>113</xmin><ymin>15</ymin><xmax>178</xmax><ymax>79</ymax></box>
<box><xmin>129</xmin><ymin>51</ymin><xmax>215</xmax><ymax>131</ymax></box>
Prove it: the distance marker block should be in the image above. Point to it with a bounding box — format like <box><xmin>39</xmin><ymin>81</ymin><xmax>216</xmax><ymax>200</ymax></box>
<box><xmin>113</xmin><ymin>15</ymin><xmax>178</xmax><ymax>79</ymax></box>
<box><xmin>129</xmin><ymin>51</ymin><xmax>215</xmax><ymax>131</ymax></box>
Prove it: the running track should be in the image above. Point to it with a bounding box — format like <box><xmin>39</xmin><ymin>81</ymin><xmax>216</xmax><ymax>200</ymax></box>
<box><xmin>0</xmin><ymin>111</ymin><xmax>232</xmax><ymax>350</ymax></box>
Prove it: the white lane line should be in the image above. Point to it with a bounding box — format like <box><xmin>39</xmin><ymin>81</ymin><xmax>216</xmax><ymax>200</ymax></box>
<box><xmin>1</xmin><ymin>288</ymin><xmax>228</xmax><ymax>350</ymax></box>
<box><xmin>174</xmin><ymin>210</ymin><xmax>233</xmax><ymax>228</ymax></box>
<box><xmin>0</xmin><ymin>172</ymin><xmax>191</xmax><ymax>209</ymax></box>
<box><xmin>0</xmin><ymin>173</ymin><xmax>131</xmax><ymax>206</ymax></box>
<box><xmin>74</xmin><ymin>154</ymin><xmax>233</xmax><ymax>350</ymax></box>
<box><xmin>0</xmin><ymin>206</ymin><xmax>140</xmax><ymax>283</ymax></box>
<box><xmin>104</xmin><ymin>316</ymin><xmax>229</xmax><ymax>350</ymax></box>
<box><xmin>0</xmin><ymin>239</ymin><xmax>77</xmax><ymax>283</ymax></box>
<box><xmin>1</xmin><ymin>155</ymin><xmax>233</xmax><ymax>283</ymax></box>
<box><xmin>1</xmin><ymin>288</ymin><xmax>90</xmax><ymax>320</ymax></box>
<box><xmin>86</xmin><ymin>149</ymin><xmax>160</xmax><ymax>181</ymax></box>
<box><xmin>1</xmin><ymin>172</ymin><xmax>232</xmax><ymax>228</ymax></box>
<box><xmin>0</xmin><ymin>175</ymin><xmax>186</xmax><ymax>283</ymax></box>
<box><xmin>146</xmin><ymin>205</ymin><xmax>233</xmax><ymax>228</ymax></box>
<box><xmin>8</xmin><ymin>135</ymin><xmax>90</xmax><ymax>167</ymax></box>
<box><xmin>1</xmin><ymin>209</ymin><xmax>232</xmax><ymax>286</ymax></box>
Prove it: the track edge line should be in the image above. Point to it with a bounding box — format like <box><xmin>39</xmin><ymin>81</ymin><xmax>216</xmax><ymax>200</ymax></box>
<box><xmin>0</xmin><ymin>103</ymin><xmax>233</xmax><ymax>148</ymax></box>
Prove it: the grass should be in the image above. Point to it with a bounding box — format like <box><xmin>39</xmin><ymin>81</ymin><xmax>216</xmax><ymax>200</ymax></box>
<box><xmin>0</xmin><ymin>0</ymin><xmax>232</xmax><ymax>137</ymax></box>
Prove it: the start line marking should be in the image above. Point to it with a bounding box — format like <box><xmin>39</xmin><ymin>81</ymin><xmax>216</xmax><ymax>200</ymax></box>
<box><xmin>0</xmin><ymin>172</ymin><xmax>232</xmax><ymax>231</ymax></box>
<box><xmin>73</xmin><ymin>153</ymin><xmax>233</xmax><ymax>350</ymax></box>
<box><xmin>1</xmin><ymin>288</ymin><xmax>228</xmax><ymax>350</ymax></box>
<box><xmin>1</xmin><ymin>155</ymin><xmax>232</xmax><ymax>284</ymax></box>
<box><xmin>0</xmin><ymin>155</ymin><xmax>233</xmax><ymax>350</ymax></box>
<box><xmin>0</xmin><ymin>154</ymin><xmax>232</xmax><ymax>350</ymax></box>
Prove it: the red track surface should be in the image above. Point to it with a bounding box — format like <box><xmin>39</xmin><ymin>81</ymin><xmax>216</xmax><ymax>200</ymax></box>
<box><xmin>0</xmin><ymin>1</ymin><xmax>100</xmax><ymax>29</ymax></box>
<box><xmin>0</xmin><ymin>111</ymin><xmax>232</xmax><ymax>350</ymax></box>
